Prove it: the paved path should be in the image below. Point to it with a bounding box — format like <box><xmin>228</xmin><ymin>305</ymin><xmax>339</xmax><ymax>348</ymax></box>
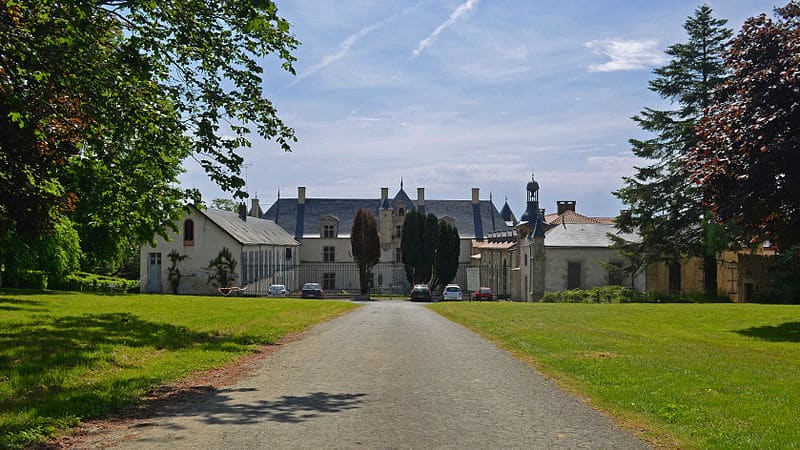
<box><xmin>87</xmin><ymin>301</ymin><xmax>648</xmax><ymax>449</ymax></box>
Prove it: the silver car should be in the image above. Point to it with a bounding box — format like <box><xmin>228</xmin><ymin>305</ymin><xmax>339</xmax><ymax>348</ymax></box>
<box><xmin>442</xmin><ymin>284</ymin><xmax>463</xmax><ymax>301</ymax></box>
<box><xmin>268</xmin><ymin>284</ymin><xmax>287</xmax><ymax>297</ymax></box>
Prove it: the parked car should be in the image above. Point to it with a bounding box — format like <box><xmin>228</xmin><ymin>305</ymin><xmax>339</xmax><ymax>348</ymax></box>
<box><xmin>268</xmin><ymin>284</ymin><xmax>287</xmax><ymax>297</ymax></box>
<box><xmin>442</xmin><ymin>284</ymin><xmax>463</xmax><ymax>301</ymax></box>
<box><xmin>473</xmin><ymin>287</ymin><xmax>493</xmax><ymax>301</ymax></box>
<box><xmin>301</xmin><ymin>282</ymin><xmax>324</xmax><ymax>299</ymax></box>
<box><xmin>410</xmin><ymin>284</ymin><xmax>432</xmax><ymax>301</ymax></box>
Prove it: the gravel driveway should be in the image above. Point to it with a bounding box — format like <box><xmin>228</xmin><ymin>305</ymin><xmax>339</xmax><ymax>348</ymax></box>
<box><xmin>76</xmin><ymin>300</ymin><xmax>648</xmax><ymax>449</ymax></box>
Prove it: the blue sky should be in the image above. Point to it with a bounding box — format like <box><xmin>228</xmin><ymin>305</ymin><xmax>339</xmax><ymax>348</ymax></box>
<box><xmin>181</xmin><ymin>0</ymin><xmax>777</xmax><ymax>219</ymax></box>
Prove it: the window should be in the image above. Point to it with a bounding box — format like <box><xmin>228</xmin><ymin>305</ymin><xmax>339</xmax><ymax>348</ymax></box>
<box><xmin>320</xmin><ymin>215</ymin><xmax>339</xmax><ymax>238</ymax></box>
<box><xmin>398</xmin><ymin>207</ymin><xmax>405</xmax><ymax>216</ymax></box>
<box><xmin>396</xmin><ymin>225</ymin><xmax>403</xmax><ymax>238</ymax></box>
<box><xmin>323</xmin><ymin>272</ymin><xmax>336</xmax><ymax>290</ymax></box>
<box><xmin>567</xmin><ymin>262</ymin><xmax>581</xmax><ymax>290</ymax></box>
<box><xmin>323</xmin><ymin>246</ymin><xmax>335</xmax><ymax>262</ymax></box>
<box><xmin>285</xmin><ymin>248</ymin><xmax>292</xmax><ymax>261</ymax></box>
<box><xmin>323</xmin><ymin>224</ymin><xmax>335</xmax><ymax>238</ymax></box>
<box><xmin>183</xmin><ymin>219</ymin><xmax>194</xmax><ymax>245</ymax></box>
<box><xmin>395</xmin><ymin>248</ymin><xmax>402</xmax><ymax>263</ymax></box>
<box><xmin>668</xmin><ymin>261</ymin><xmax>681</xmax><ymax>294</ymax></box>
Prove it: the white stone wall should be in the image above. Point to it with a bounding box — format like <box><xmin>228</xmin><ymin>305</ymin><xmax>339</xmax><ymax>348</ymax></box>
<box><xmin>543</xmin><ymin>247</ymin><xmax>645</xmax><ymax>292</ymax></box>
<box><xmin>140</xmin><ymin>210</ymin><xmax>299</xmax><ymax>295</ymax></box>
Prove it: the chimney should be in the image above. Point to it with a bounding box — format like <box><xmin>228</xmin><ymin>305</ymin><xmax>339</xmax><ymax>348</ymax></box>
<box><xmin>417</xmin><ymin>187</ymin><xmax>425</xmax><ymax>206</ymax></box>
<box><xmin>298</xmin><ymin>186</ymin><xmax>306</xmax><ymax>205</ymax></box>
<box><xmin>472</xmin><ymin>187</ymin><xmax>480</xmax><ymax>205</ymax></box>
<box><xmin>557</xmin><ymin>200</ymin><xmax>576</xmax><ymax>215</ymax></box>
<box><xmin>250</xmin><ymin>198</ymin><xmax>260</xmax><ymax>218</ymax></box>
<box><xmin>381</xmin><ymin>187</ymin><xmax>388</xmax><ymax>202</ymax></box>
<box><xmin>238</xmin><ymin>202</ymin><xmax>247</xmax><ymax>221</ymax></box>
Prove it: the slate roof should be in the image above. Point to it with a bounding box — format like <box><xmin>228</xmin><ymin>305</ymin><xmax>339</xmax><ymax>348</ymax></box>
<box><xmin>199</xmin><ymin>207</ymin><xmax>299</xmax><ymax>246</ymax></box>
<box><xmin>262</xmin><ymin>191</ymin><xmax>511</xmax><ymax>239</ymax></box>
<box><xmin>544</xmin><ymin>222</ymin><xmax>640</xmax><ymax>248</ymax></box>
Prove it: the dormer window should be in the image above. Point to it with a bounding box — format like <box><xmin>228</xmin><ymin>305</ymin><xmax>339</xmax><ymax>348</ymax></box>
<box><xmin>320</xmin><ymin>215</ymin><xmax>339</xmax><ymax>239</ymax></box>
<box><xmin>398</xmin><ymin>207</ymin><xmax>405</xmax><ymax>216</ymax></box>
<box><xmin>183</xmin><ymin>219</ymin><xmax>194</xmax><ymax>246</ymax></box>
<box><xmin>440</xmin><ymin>215</ymin><xmax>456</xmax><ymax>227</ymax></box>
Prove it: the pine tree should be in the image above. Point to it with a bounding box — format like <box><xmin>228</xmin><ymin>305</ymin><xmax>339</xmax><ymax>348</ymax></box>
<box><xmin>614</xmin><ymin>5</ymin><xmax>732</xmax><ymax>298</ymax></box>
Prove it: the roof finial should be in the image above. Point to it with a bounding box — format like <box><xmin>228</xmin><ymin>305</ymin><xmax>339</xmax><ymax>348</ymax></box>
<box><xmin>400</xmin><ymin>177</ymin><xmax>404</xmax><ymax>190</ymax></box>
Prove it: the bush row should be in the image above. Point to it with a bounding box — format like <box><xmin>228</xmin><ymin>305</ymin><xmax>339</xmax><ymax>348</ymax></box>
<box><xmin>541</xmin><ymin>286</ymin><xmax>732</xmax><ymax>303</ymax></box>
<box><xmin>50</xmin><ymin>272</ymin><xmax>139</xmax><ymax>293</ymax></box>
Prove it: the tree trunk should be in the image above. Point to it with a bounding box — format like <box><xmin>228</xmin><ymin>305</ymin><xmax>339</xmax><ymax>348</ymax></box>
<box><xmin>703</xmin><ymin>254</ymin><xmax>718</xmax><ymax>299</ymax></box>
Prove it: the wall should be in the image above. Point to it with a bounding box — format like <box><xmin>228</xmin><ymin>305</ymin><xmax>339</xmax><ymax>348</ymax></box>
<box><xmin>140</xmin><ymin>209</ymin><xmax>240</xmax><ymax>295</ymax></box>
<box><xmin>544</xmin><ymin>247</ymin><xmax>646</xmax><ymax>292</ymax></box>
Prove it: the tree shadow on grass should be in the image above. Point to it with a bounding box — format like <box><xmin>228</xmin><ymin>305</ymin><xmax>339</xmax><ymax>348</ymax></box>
<box><xmin>0</xmin><ymin>296</ymin><xmax>48</xmax><ymax>311</ymax></box>
<box><xmin>735</xmin><ymin>321</ymin><xmax>800</xmax><ymax>343</ymax></box>
<box><xmin>0</xmin><ymin>313</ymin><xmax>259</xmax><ymax>443</ymax></box>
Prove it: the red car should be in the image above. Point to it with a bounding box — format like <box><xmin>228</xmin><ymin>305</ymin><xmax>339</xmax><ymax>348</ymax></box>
<box><xmin>473</xmin><ymin>287</ymin><xmax>493</xmax><ymax>301</ymax></box>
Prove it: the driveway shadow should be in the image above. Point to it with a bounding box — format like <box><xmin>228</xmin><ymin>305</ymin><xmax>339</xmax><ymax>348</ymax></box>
<box><xmin>168</xmin><ymin>389</ymin><xmax>367</xmax><ymax>425</ymax></box>
<box><xmin>735</xmin><ymin>321</ymin><xmax>800</xmax><ymax>343</ymax></box>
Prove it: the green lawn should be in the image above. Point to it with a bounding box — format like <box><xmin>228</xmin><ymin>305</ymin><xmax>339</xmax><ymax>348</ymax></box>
<box><xmin>0</xmin><ymin>290</ymin><xmax>358</xmax><ymax>448</ymax></box>
<box><xmin>428</xmin><ymin>302</ymin><xmax>800</xmax><ymax>449</ymax></box>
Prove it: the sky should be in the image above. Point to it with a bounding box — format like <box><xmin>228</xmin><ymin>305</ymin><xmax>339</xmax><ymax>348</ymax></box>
<box><xmin>180</xmin><ymin>0</ymin><xmax>779</xmax><ymax>219</ymax></box>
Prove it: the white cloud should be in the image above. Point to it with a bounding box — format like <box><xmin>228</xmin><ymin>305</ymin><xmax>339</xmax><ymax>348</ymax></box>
<box><xmin>585</xmin><ymin>39</ymin><xmax>666</xmax><ymax>72</ymax></box>
<box><xmin>291</xmin><ymin>21</ymin><xmax>386</xmax><ymax>84</ymax></box>
<box><xmin>413</xmin><ymin>0</ymin><xmax>479</xmax><ymax>56</ymax></box>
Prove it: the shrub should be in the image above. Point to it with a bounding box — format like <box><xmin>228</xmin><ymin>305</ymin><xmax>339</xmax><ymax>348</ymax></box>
<box><xmin>51</xmin><ymin>272</ymin><xmax>139</xmax><ymax>293</ymax></box>
<box><xmin>16</xmin><ymin>270</ymin><xmax>48</xmax><ymax>289</ymax></box>
<box><xmin>542</xmin><ymin>286</ymin><xmax>646</xmax><ymax>303</ymax></box>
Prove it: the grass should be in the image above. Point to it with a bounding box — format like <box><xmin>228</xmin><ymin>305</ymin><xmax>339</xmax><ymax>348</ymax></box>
<box><xmin>0</xmin><ymin>290</ymin><xmax>358</xmax><ymax>448</ymax></box>
<box><xmin>428</xmin><ymin>302</ymin><xmax>800</xmax><ymax>449</ymax></box>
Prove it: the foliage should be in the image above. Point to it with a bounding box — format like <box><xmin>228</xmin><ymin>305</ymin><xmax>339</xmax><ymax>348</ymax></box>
<box><xmin>431</xmin><ymin>221</ymin><xmax>460</xmax><ymax>290</ymax></box>
<box><xmin>13</xmin><ymin>270</ymin><xmax>48</xmax><ymax>290</ymax></box>
<box><xmin>400</xmin><ymin>210</ymin><xmax>424</xmax><ymax>284</ymax></box>
<box><xmin>540</xmin><ymin>286</ymin><xmax>728</xmax><ymax>303</ymax></box>
<box><xmin>167</xmin><ymin>250</ymin><xmax>189</xmax><ymax>295</ymax></box>
<box><xmin>0</xmin><ymin>218</ymin><xmax>81</xmax><ymax>287</ymax></box>
<box><xmin>430</xmin><ymin>302</ymin><xmax>800</xmax><ymax>448</ymax></box>
<box><xmin>350</xmin><ymin>208</ymin><xmax>380</xmax><ymax>295</ymax></box>
<box><xmin>206</xmin><ymin>247</ymin><xmax>238</xmax><ymax>288</ymax></box>
<box><xmin>211</xmin><ymin>198</ymin><xmax>238</xmax><ymax>212</ymax></box>
<box><xmin>690</xmin><ymin>2</ymin><xmax>800</xmax><ymax>251</ymax></box>
<box><xmin>614</xmin><ymin>5</ymin><xmax>733</xmax><ymax>298</ymax></box>
<box><xmin>50</xmin><ymin>272</ymin><xmax>140</xmax><ymax>293</ymax></box>
<box><xmin>0</xmin><ymin>0</ymin><xmax>299</xmax><ymax>274</ymax></box>
<box><xmin>0</xmin><ymin>291</ymin><xmax>357</xmax><ymax>448</ymax></box>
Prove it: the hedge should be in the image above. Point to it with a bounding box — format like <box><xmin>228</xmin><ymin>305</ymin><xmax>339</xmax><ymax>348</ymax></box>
<box><xmin>50</xmin><ymin>272</ymin><xmax>139</xmax><ymax>293</ymax></box>
<box><xmin>541</xmin><ymin>286</ymin><xmax>731</xmax><ymax>303</ymax></box>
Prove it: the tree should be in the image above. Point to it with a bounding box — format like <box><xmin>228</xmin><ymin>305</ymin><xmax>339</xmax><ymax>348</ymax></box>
<box><xmin>400</xmin><ymin>210</ymin><xmax>424</xmax><ymax>284</ymax></box>
<box><xmin>211</xmin><ymin>198</ymin><xmax>238</xmax><ymax>212</ymax></box>
<box><xmin>432</xmin><ymin>221</ymin><xmax>460</xmax><ymax>290</ymax></box>
<box><xmin>1</xmin><ymin>0</ymin><xmax>298</xmax><ymax>273</ymax></box>
<box><xmin>401</xmin><ymin>211</ymin><xmax>441</xmax><ymax>285</ymax></box>
<box><xmin>350</xmin><ymin>208</ymin><xmax>380</xmax><ymax>295</ymax></box>
<box><xmin>613</xmin><ymin>5</ymin><xmax>732</xmax><ymax>298</ymax></box>
<box><xmin>690</xmin><ymin>2</ymin><xmax>800</xmax><ymax>251</ymax></box>
<box><xmin>206</xmin><ymin>247</ymin><xmax>238</xmax><ymax>288</ymax></box>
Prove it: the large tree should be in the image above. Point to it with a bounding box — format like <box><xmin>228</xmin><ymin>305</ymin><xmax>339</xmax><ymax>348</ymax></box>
<box><xmin>690</xmin><ymin>2</ymin><xmax>800</xmax><ymax>252</ymax></box>
<box><xmin>613</xmin><ymin>5</ymin><xmax>732</xmax><ymax>297</ymax></box>
<box><xmin>400</xmin><ymin>211</ymin><xmax>440</xmax><ymax>285</ymax></box>
<box><xmin>431</xmin><ymin>221</ymin><xmax>460</xmax><ymax>290</ymax></box>
<box><xmin>0</xmin><ymin>0</ymin><xmax>298</xmax><ymax>274</ymax></box>
<box><xmin>350</xmin><ymin>208</ymin><xmax>380</xmax><ymax>295</ymax></box>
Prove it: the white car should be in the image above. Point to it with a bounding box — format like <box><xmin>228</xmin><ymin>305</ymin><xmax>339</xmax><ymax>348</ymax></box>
<box><xmin>268</xmin><ymin>284</ymin><xmax>287</xmax><ymax>297</ymax></box>
<box><xmin>442</xmin><ymin>284</ymin><xmax>463</xmax><ymax>301</ymax></box>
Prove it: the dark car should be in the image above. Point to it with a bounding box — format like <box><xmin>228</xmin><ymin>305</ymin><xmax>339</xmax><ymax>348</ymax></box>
<box><xmin>473</xmin><ymin>287</ymin><xmax>493</xmax><ymax>301</ymax></box>
<box><xmin>301</xmin><ymin>282</ymin><xmax>324</xmax><ymax>299</ymax></box>
<box><xmin>410</xmin><ymin>284</ymin><xmax>432</xmax><ymax>301</ymax></box>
